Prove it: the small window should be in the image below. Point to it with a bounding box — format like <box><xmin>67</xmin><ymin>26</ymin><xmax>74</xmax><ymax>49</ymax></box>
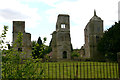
<box><xmin>63</xmin><ymin>51</ymin><xmax>67</xmax><ymax>59</ymax></box>
<box><xmin>61</xmin><ymin>24</ymin><xmax>65</xmax><ymax>28</ymax></box>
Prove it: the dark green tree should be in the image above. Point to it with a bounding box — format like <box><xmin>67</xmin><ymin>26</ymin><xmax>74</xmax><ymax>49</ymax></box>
<box><xmin>49</xmin><ymin>38</ymin><xmax>52</xmax><ymax>47</ymax></box>
<box><xmin>42</xmin><ymin>46</ymin><xmax>52</xmax><ymax>55</ymax></box>
<box><xmin>32</xmin><ymin>37</ymin><xmax>43</xmax><ymax>59</ymax></box>
<box><xmin>37</xmin><ymin>37</ymin><xmax>42</xmax><ymax>46</ymax></box>
<box><xmin>32</xmin><ymin>37</ymin><xmax>52</xmax><ymax>59</ymax></box>
<box><xmin>97</xmin><ymin>22</ymin><xmax>120</xmax><ymax>61</ymax></box>
<box><xmin>7</xmin><ymin>44</ymin><xmax>11</xmax><ymax>49</ymax></box>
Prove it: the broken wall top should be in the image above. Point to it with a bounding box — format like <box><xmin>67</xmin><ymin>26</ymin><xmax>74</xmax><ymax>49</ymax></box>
<box><xmin>13</xmin><ymin>21</ymin><xmax>25</xmax><ymax>33</ymax></box>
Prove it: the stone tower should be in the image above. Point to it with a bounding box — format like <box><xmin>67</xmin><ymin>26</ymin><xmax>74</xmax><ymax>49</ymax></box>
<box><xmin>51</xmin><ymin>14</ymin><xmax>72</xmax><ymax>61</ymax></box>
<box><xmin>13</xmin><ymin>21</ymin><xmax>32</xmax><ymax>58</ymax></box>
<box><xmin>84</xmin><ymin>10</ymin><xmax>104</xmax><ymax>60</ymax></box>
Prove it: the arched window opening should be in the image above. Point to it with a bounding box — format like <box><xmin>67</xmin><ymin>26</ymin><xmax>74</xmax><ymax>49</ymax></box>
<box><xmin>63</xmin><ymin>51</ymin><xmax>67</xmax><ymax>59</ymax></box>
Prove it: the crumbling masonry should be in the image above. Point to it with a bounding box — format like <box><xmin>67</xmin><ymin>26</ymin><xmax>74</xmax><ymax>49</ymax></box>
<box><xmin>81</xmin><ymin>10</ymin><xmax>104</xmax><ymax>60</ymax></box>
<box><xmin>51</xmin><ymin>14</ymin><xmax>72</xmax><ymax>61</ymax></box>
<box><xmin>13</xmin><ymin>21</ymin><xmax>32</xmax><ymax>58</ymax></box>
<box><xmin>12</xmin><ymin>11</ymin><xmax>104</xmax><ymax>60</ymax></box>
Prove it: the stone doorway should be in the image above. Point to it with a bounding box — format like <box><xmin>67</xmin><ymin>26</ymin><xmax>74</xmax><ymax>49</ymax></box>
<box><xmin>63</xmin><ymin>51</ymin><xmax>67</xmax><ymax>59</ymax></box>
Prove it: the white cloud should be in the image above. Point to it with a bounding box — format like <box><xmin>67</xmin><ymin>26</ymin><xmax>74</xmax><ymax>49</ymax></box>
<box><xmin>0</xmin><ymin>0</ymin><xmax>41</xmax><ymax>48</ymax></box>
<box><xmin>0</xmin><ymin>0</ymin><xmax>41</xmax><ymax>28</ymax></box>
<box><xmin>0</xmin><ymin>9</ymin><xmax>29</xmax><ymax>20</ymax></box>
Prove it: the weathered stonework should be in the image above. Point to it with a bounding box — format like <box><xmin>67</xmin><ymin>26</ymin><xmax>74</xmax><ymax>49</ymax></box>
<box><xmin>82</xmin><ymin>10</ymin><xmax>104</xmax><ymax>60</ymax></box>
<box><xmin>51</xmin><ymin>14</ymin><xmax>72</xmax><ymax>61</ymax></box>
<box><xmin>13</xmin><ymin>21</ymin><xmax>32</xmax><ymax>58</ymax></box>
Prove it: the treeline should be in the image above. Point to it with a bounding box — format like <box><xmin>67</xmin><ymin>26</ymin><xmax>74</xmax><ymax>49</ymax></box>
<box><xmin>97</xmin><ymin>22</ymin><xmax>120</xmax><ymax>61</ymax></box>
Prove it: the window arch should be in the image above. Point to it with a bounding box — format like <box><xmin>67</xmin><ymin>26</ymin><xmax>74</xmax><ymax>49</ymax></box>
<box><xmin>63</xmin><ymin>51</ymin><xmax>67</xmax><ymax>59</ymax></box>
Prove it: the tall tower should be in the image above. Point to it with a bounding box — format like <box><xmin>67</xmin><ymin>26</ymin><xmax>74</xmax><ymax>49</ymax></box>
<box><xmin>51</xmin><ymin>14</ymin><xmax>72</xmax><ymax>61</ymax></box>
<box><xmin>13</xmin><ymin>21</ymin><xmax>32</xmax><ymax>58</ymax></box>
<box><xmin>84</xmin><ymin>10</ymin><xmax>104</xmax><ymax>60</ymax></box>
<box><xmin>13</xmin><ymin>21</ymin><xmax>25</xmax><ymax>43</ymax></box>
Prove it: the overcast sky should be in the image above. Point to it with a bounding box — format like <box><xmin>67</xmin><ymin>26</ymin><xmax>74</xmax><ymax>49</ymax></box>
<box><xmin>0</xmin><ymin>0</ymin><xmax>119</xmax><ymax>49</ymax></box>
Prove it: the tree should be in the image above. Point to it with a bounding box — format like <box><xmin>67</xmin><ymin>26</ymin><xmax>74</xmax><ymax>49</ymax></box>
<box><xmin>1</xmin><ymin>26</ymin><xmax>44</xmax><ymax>78</ymax></box>
<box><xmin>32</xmin><ymin>37</ymin><xmax>52</xmax><ymax>59</ymax></box>
<box><xmin>7</xmin><ymin>43</ymin><xmax>11</xmax><ymax>49</ymax></box>
<box><xmin>71</xmin><ymin>49</ymin><xmax>80</xmax><ymax>59</ymax></box>
<box><xmin>37</xmin><ymin>37</ymin><xmax>42</xmax><ymax>46</ymax></box>
<box><xmin>97</xmin><ymin>22</ymin><xmax>120</xmax><ymax>61</ymax></box>
<box><xmin>32</xmin><ymin>37</ymin><xmax>43</xmax><ymax>58</ymax></box>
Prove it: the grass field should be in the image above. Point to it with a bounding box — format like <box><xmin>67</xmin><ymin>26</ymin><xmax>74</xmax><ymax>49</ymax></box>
<box><xmin>2</xmin><ymin>61</ymin><xmax>119</xmax><ymax>79</ymax></box>
<box><xmin>34</xmin><ymin>61</ymin><xmax>119</xmax><ymax>79</ymax></box>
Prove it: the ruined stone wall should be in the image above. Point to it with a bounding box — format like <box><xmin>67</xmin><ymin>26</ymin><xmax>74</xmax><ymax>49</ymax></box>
<box><xmin>51</xmin><ymin>14</ymin><xmax>72</xmax><ymax>61</ymax></box>
<box><xmin>84</xmin><ymin>23</ymin><xmax>91</xmax><ymax>58</ymax></box>
<box><xmin>51</xmin><ymin>31</ymin><xmax>57</xmax><ymax>60</ymax></box>
<box><xmin>13</xmin><ymin>21</ymin><xmax>32</xmax><ymax>59</ymax></box>
<box><xmin>83</xmin><ymin>11</ymin><xmax>104</xmax><ymax>60</ymax></box>
<box><xmin>56</xmin><ymin>32</ymin><xmax>71</xmax><ymax>59</ymax></box>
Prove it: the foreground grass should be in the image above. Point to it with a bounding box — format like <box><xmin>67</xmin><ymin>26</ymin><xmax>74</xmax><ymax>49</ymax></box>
<box><xmin>2</xmin><ymin>61</ymin><xmax>119</xmax><ymax>79</ymax></box>
<box><xmin>36</xmin><ymin>61</ymin><xmax>119</xmax><ymax>78</ymax></box>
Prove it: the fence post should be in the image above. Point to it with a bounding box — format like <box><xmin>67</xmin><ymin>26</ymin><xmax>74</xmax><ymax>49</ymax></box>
<box><xmin>76</xmin><ymin>63</ymin><xmax>78</xmax><ymax>79</ymax></box>
<box><xmin>117</xmin><ymin>52</ymin><xmax>120</xmax><ymax>79</ymax></box>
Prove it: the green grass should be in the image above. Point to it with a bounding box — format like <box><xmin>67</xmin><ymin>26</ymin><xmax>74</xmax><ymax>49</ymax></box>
<box><xmin>35</xmin><ymin>61</ymin><xmax>119</xmax><ymax>78</ymax></box>
<box><xmin>2</xmin><ymin>61</ymin><xmax>119</xmax><ymax>79</ymax></box>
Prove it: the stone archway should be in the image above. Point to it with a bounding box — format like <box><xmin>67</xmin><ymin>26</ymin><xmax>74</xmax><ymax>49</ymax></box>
<box><xmin>63</xmin><ymin>51</ymin><xmax>67</xmax><ymax>59</ymax></box>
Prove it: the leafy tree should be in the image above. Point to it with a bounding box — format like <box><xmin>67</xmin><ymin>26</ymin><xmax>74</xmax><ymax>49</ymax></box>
<box><xmin>71</xmin><ymin>49</ymin><xmax>80</xmax><ymax>59</ymax></box>
<box><xmin>1</xmin><ymin>26</ymin><xmax>45</xmax><ymax>79</ymax></box>
<box><xmin>97</xmin><ymin>22</ymin><xmax>120</xmax><ymax>61</ymax></box>
<box><xmin>7</xmin><ymin>44</ymin><xmax>11</xmax><ymax>49</ymax></box>
<box><xmin>32</xmin><ymin>37</ymin><xmax>51</xmax><ymax>59</ymax></box>
<box><xmin>37</xmin><ymin>37</ymin><xmax>42</xmax><ymax>46</ymax></box>
<box><xmin>42</xmin><ymin>46</ymin><xmax>52</xmax><ymax>55</ymax></box>
<box><xmin>32</xmin><ymin>37</ymin><xmax>43</xmax><ymax>58</ymax></box>
<box><xmin>32</xmin><ymin>40</ymin><xmax>37</xmax><ymax>49</ymax></box>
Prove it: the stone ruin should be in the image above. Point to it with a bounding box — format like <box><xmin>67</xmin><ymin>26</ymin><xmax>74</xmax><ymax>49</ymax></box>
<box><xmin>12</xmin><ymin>21</ymin><xmax>32</xmax><ymax>58</ymax></box>
<box><xmin>12</xmin><ymin>11</ymin><xmax>104</xmax><ymax>61</ymax></box>
<box><xmin>50</xmin><ymin>14</ymin><xmax>72</xmax><ymax>61</ymax></box>
<box><xmin>80</xmin><ymin>10</ymin><xmax>104</xmax><ymax>60</ymax></box>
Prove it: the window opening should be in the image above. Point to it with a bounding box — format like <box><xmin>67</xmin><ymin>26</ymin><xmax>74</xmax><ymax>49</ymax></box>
<box><xmin>63</xmin><ymin>51</ymin><xmax>67</xmax><ymax>58</ymax></box>
<box><xmin>61</xmin><ymin>24</ymin><xmax>66</xmax><ymax>28</ymax></box>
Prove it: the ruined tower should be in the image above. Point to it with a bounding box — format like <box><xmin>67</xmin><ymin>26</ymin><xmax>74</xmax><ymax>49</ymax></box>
<box><xmin>13</xmin><ymin>21</ymin><xmax>32</xmax><ymax>58</ymax></box>
<box><xmin>51</xmin><ymin>14</ymin><xmax>72</xmax><ymax>61</ymax></box>
<box><xmin>83</xmin><ymin>10</ymin><xmax>104</xmax><ymax>60</ymax></box>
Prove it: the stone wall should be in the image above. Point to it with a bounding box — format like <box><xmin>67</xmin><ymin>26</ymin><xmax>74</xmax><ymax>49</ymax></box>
<box><xmin>51</xmin><ymin>14</ymin><xmax>72</xmax><ymax>61</ymax></box>
<box><xmin>83</xmin><ymin>11</ymin><xmax>104</xmax><ymax>60</ymax></box>
<box><xmin>13</xmin><ymin>21</ymin><xmax>32</xmax><ymax>59</ymax></box>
